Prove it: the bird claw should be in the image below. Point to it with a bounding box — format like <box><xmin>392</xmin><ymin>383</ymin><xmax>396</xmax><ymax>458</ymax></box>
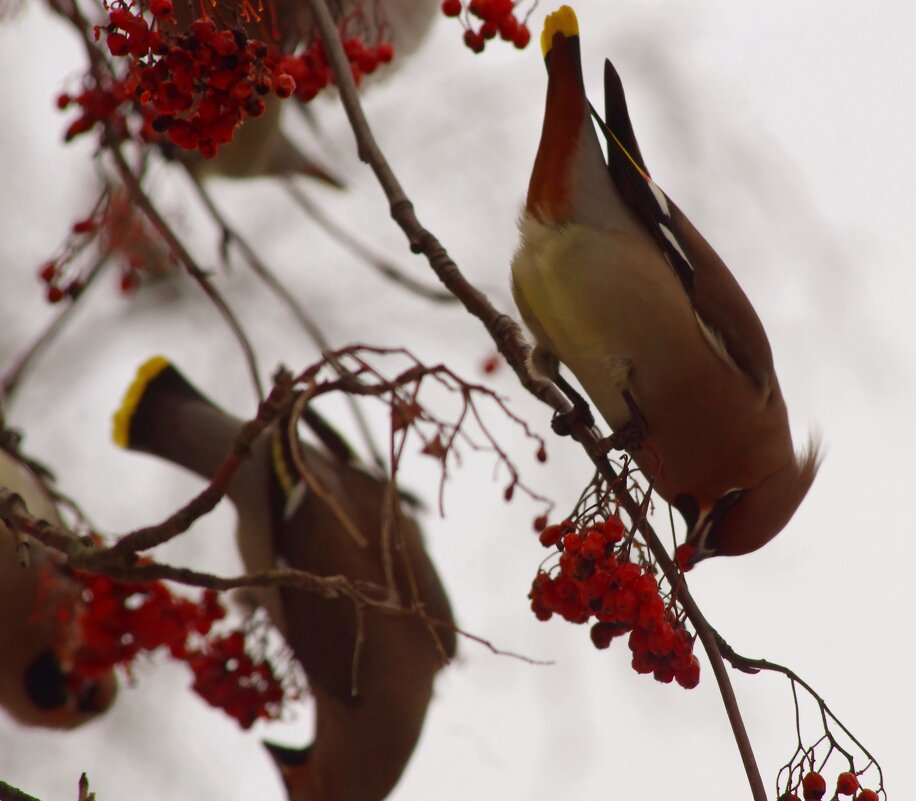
<box><xmin>599</xmin><ymin>390</ymin><xmax>648</xmax><ymax>452</ymax></box>
<box><xmin>550</xmin><ymin>372</ymin><xmax>596</xmax><ymax>436</ymax></box>
<box><xmin>551</xmin><ymin>399</ymin><xmax>595</xmax><ymax>436</ymax></box>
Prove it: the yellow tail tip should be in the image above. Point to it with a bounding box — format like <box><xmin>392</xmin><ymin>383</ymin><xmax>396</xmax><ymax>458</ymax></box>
<box><xmin>112</xmin><ymin>356</ymin><xmax>171</xmax><ymax>448</ymax></box>
<box><xmin>541</xmin><ymin>5</ymin><xmax>579</xmax><ymax>57</ymax></box>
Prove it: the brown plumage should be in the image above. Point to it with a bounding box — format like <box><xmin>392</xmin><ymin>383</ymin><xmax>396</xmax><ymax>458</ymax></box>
<box><xmin>115</xmin><ymin>357</ymin><xmax>455</xmax><ymax>801</ymax></box>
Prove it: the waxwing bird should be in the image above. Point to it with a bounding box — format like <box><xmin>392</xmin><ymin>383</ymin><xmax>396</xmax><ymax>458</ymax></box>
<box><xmin>511</xmin><ymin>6</ymin><xmax>819</xmax><ymax>566</ymax></box>
<box><xmin>0</xmin><ymin>448</ymin><xmax>118</xmax><ymax>728</ymax></box>
<box><xmin>184</xmin><ymin>97</ymin><xmax>345</xmax><ymax>186</ymax></box>
<box><xmin>114</xmin><ymin>357</ymin><xmax>456</xmax><ymax>801</ymax></box>
<box><xmin>172</xmin><ymin>0</ymin><xmax>438</xmax><ymax>183</ymax></box>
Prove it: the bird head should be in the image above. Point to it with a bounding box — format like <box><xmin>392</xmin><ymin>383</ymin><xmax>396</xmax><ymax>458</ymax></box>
<box><xmin>677</xmin><ymin>441</ymin><xmax>821</xmax><ymax>568</ymax></box>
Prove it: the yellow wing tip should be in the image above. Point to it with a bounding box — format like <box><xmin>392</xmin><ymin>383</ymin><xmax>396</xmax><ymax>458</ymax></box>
<box><xmin>541</xmin><ymin>5</ymin><xmax>579</xmax><ymax>57</ymax></box>
<box><xmin>112</xmin><ymin>356</ymin><xmax>171</xmax><ymax>448</ymax></box>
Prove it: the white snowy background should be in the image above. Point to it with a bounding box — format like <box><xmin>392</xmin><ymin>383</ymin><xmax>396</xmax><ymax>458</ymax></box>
<box><xmin>0</xmin><ymin>0</ymin><xmax>913</xmax><ymax>798</ymax></box>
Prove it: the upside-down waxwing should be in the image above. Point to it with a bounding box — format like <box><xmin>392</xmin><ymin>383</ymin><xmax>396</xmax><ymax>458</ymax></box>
<box><xmin>0</xmin><ymin>448</ymin><xmax>118</xmax><ymax>728</ymax></box>
<box><xmin>113</xmin><ymin>357</ymin><xmax>456</xmax><ymax>801</ymax></box>
<box><xmin>511</xmin><ymin>6</ymin><xmax>820</xmax><ymax>566</ymax></box>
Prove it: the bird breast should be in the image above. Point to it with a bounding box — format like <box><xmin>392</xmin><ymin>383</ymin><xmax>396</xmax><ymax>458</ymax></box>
<box><xmin>511</xmin><ymin>215</ymin><xmax>790</xmax><ymax>501</ymax></box>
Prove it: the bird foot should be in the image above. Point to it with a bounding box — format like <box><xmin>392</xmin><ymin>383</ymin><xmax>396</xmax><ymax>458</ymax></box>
<box><xmin>599</xmin><ymin>390</ymin><xmax>648</xmax><ymax>453</ymax></box>
<box><xmin>551</xmin><ymin>398</ymin><xmax>596</xmax><ymax>437</ymax></box>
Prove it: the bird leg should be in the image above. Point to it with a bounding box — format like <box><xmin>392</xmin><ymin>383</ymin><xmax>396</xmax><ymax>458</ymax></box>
<box><xmin>550</xmin><ymin>373</ymin><xmax>596</xmax><ymax>436</ymax></box>
<box><xmin>600</xmin><ymin>389</ymin><xmax>648</xmax><ymax>453</ymax></box>
<box><xmin>526</xmin><ymin>345</ymin><xmax>596</xmax><ymax>436</ymax></box>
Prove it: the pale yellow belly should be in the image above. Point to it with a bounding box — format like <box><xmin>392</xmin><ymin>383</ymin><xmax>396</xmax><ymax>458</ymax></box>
<box><xmin>511</xmin><ymin>219</ymin><xmax>787</xmax><ymax>501</ymax></box>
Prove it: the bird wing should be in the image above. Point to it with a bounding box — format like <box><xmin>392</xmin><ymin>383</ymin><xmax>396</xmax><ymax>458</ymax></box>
<box><xmin>597</xmin><ymin>59</ymin><xmax>776</xmax><ymax>394</ymax></box>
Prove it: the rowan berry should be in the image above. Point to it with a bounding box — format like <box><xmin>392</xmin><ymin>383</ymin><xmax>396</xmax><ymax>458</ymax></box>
<box><xmin>539</xmin><ymin>524</ymin><xmax>565</xmax><ymax>548</ymax></box>
<box><xmin>149</xmin><ymin>0</ymin><xmax>172</xmax><ymax>19</ymax></box>
<box><xmin>836</xmin><ymin>773</ymin><xmax>859</xmax><ymax>796</ymax></box>
<box><xmin>273</xmin><ymin>73</ymin><xmax>296</xmax><ymax>99</ymax></box>
<box><xmin>463</xmin><ymin>29</ymin><xmax>485</xmax><ymax>53</ymax></box>
<box><xmin>38</xmin><ymin>262</ymin><xmax>57</xmax><ymax>283</ymax></box>
<box><xmin>107</xmin><ymin>32</ymin><xmax>130</xmax><ymax>56</ymax></box>
<box><xmin>442</xmin><ymin>0</ymin><xmax>462</xmax><ymax>16</ymax></box>
<box><xmin>855</xmin><ymin>791</ymin><xmax>878</xmax><ymax>801</ymax></box>
<box><xmin>675</xmin><ymin>543</ymin><xmax>696</xmax><ymax>571</ymax></box>
<box><xmin>513</xmin><ymin>24</ymin><xmax>531</xmax><ymax>49</ymax></box>
<box><xmin>802</xmin><ymin>772</ymin><xmax>827</xmax><ymax>800</ymax></box>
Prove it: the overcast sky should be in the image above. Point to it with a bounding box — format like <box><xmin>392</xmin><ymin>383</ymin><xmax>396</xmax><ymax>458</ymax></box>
<box><xmin>1</xmin><ymin>1</ymin><xmax>914</xmax><ymax>799</ymax></box>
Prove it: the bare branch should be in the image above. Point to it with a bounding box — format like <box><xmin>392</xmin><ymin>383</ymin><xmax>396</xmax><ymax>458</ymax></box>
<box><xmin>306</xmin><ymin>2</ymin><xmax>766</xmax><ymax>797</ymax></box>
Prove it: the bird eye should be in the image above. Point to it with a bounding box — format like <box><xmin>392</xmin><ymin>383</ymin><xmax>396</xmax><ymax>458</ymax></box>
<box><xmin>23</xmin><ymin>649</ymin><xmax>69</xmax><ymax>710</ymax></box>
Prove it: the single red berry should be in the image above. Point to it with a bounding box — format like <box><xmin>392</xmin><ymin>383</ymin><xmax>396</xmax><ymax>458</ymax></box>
<box><xmin>675</xmin><ymin>543</ymin><xmax>696</xmax><ymax>571</ymax></box>
<box><xmin>538</xmin><ymin>524</ymin><xmax>564</xmax><ymax>548</ymax></box>
<box><xmin>778</xmin><ymin>795</ymin><xmax>802</xmax><ymax>801</ymax></box>
<box><xmin>580</xmin><ymin>530</ymin><xmax>606</xmax><ymax>561</ymax></box>
<box><xmin>38</xmin><ymin>262</ymin><xmax>57</xmax><ymax>283</ymax></box>
<box><xmin>72</xmin><ymin>218</ymin><xmax>96</xmax><ymax>234</ymax></box>
<box><xmin>535</xmin><ymin>444</ymin><xmax>547</xmax><ymax>463</ymax></box>
<box><xmin>602</xmin><ymin>516</ymin><xmax>625</xmax><ymax>543</ymax></box>
<box><xmin>590</xmin><ymin>621</ymin><xmax>627</xmax><ymax>649</ymax></box>
<box><xmin>480</xmin><ymin>21</ymin><xmax>497</xmax><ymax>39</ymax></box>
<box><xmin>802</xmin><ymin>772</ymin><xmax>827</xmax><ymax>800</ymax></box>
<box><xmin>463</xmin><ymin>29</ymin><xmax>485</xmax><ymax>53</ymax></box>
<box><xmin>56</xmin><ymin>93</ymin><xmax>71</xmax><ymax>109</ymax></box>
<box><xmin>498</xmin><ymin>14</ymin><xmax>518</xmax><ymax>40</ymax></box>
<box><xmin>836</xmin><ymin>773</ymin><xmax>859</xmax><ymax>796</ymax></box>
<box><xmin>47</xmin><ymin>285</ymin><xmax>64</xmax><ymax>304</ymax></box>
<box><xmin>377</xmin><ymin>43</ymin><xmax>394</xmax><ymax>63</ymax></box>
<box><xmin>106</xmin><ymin>31</ymin><xmax>130</xmax><ymax>56</ymax></box>
<box><xmin>273</xmin><ymin>73</ymin><xmax>296</xmax><ymax>98</ymax></box>
<box><xmin>441</xmin><ymin>0</ymin><xmax>462</xmax><ymax>17</ymax></box>
<box><xmin>532</xmin><ymin>514</ymin><xmax>549</xmax><ymax>533</ymax></box>
<box><xmin>481</xmin><ymin>353</ymin><xmax>500</xmax><ymax>373</ymax></box>
<box><xmin>513</xmin><ymin>24</ymin><xmax>531</xmax><ymax>49</ymax></box>
<box><xmin>855</xmin><ymin>791</ymin><xmax>878</xmax><ymax>801</ymax></box>
<box><xmin>149</xmin><ymin>0</ymin><xmax>172</xmax><ymax>19</ymax></box>
<box><xmin>561</xmin><ymin>532</ymin><xmax>582</xmax><ymax>554</ymax></box>
<box><xmin>191</xmin><ymin>18</ymin><xmax>217</xmax><ymax>43</ymax></box>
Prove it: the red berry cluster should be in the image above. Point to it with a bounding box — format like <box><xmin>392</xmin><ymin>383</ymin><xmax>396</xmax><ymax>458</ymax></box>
<box><xmin>100</xmin><ymin>7</ymin><xmax>287</xmax><ymax>159</ymax></box>
<box><xmin>53</xmin><ymin>571</ymin><xmax>288</xmax><ymax>728</ymax></box>
<box><xmin>35</xmin><ymin>186</ymin><xmax>174</xmax><ymax>302</ymax></box>
<box><xmin>61</xmin><ymin>2</ymin><xmax>398</xmax><ymax>160</ymax></box>
<box><xmin>274</xmin><ymin>34</ymin><xmax>394</xmax><ymax>103</ymax></box>
<box><xmin>781</xmin><ymin>770</ymin><xmax>877</xmax><ymax>801</ymax></box>
<box><xmin>188</xmin><ymin>632</ymin><xmax>285</xmax><ymax>729</ymax></box>
<box><xmin>58</xmin><ymin>80</ymin><xmax>133</xmax><ymax>142</ymax></box>
<box><xmin>441</xmin><ymin>0</ymin><xmax>532</xmax><ymax>53</ymax></box>
<box><xmin>69</xmin><ymin>574</ymin><xmax>226</xmax><ymax>677</ymax></box>
<box><xmin>529</xmin><ymin>517</ymin><xmax>700</xmax><ymax>689</ymax></box>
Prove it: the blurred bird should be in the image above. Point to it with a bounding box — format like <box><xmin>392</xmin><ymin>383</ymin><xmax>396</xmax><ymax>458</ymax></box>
<box><xmin>0</xmin><ymin>447</ymin><xmax>117</xmax><ymax>728</ymax></box>
<box><xmin>511</xmin><ymin>5</ymin><xmax>819</xmax><ymax>566</ymax></box>
<box><xmin>174</xmin><ymin>0</ymin><xmax>439</xmax><ymax>183</ymax></box>
<box><xmin>184</xmin><ymin>97</ymin><xmax>345</xmax><ymax>186</ymax></box>
<box><xmin>114</xmin><ymin>357</ymin><xmax>456</xmax><ymax>801</ymax></box>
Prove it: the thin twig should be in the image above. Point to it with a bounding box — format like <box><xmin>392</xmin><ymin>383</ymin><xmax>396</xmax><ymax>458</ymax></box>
<box><xmin>183</xmin><ymin>165</ymin><xmax>385</xmax><ymax>467</ymax></box>
<box><xmin>717</xmin><ymin>636</ymin><xmax>885</xmax><ymax>789</ymax></box>
<box><xmin>283</xmin><ymin>180</ymin><xmax>457</xmax><ymax>304</ymax></box>
<box><xmin>109</xmin><ymin>146</ymin><xmax>264</xmax><ymax>400</ymax></box>
<box><xmin>1</xmin><ymin>255</ymin><xmax>109</xmax><ymax>405</ymax></box>
<box><xmin>305</xmin><ymin>3</ymin><xmax>766</xmax><ymax>797</ymax></box>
